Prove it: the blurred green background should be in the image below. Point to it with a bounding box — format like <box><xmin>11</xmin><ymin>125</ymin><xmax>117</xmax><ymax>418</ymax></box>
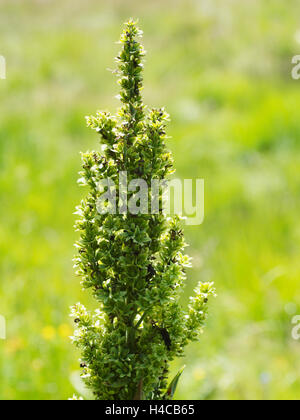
<box><xmin>1</xmin><ymin>0</ymin><xmax>300</xmax><ymax>400</ymax></box>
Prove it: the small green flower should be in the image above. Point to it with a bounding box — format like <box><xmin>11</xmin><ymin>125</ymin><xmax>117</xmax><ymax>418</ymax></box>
<box><xmin>71</xmin><ymin>19</ymin><xmax>216</xmax><ymax>400</ymax></box>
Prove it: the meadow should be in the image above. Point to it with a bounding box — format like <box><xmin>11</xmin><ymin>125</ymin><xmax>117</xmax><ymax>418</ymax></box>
<box><xmin>0</xmin><ymin>0</ymin><xmax>300</xmax><ymax>399</ymax></box>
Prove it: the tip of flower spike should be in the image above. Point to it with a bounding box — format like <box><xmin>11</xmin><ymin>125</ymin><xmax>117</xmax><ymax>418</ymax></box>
<box><xmin>125</xmin><ymin>17</ymin><xmax>139</xmax><ymax>25</ymax></box>
<box><xmin>120</xmin><ymin>18</ymin><xmax>143</xmax><ymax>42</ymax></box>
<box><xmin>124</xmin><ymin>18</ymin><xmax>142</xmax><ymax>33</ymax></box>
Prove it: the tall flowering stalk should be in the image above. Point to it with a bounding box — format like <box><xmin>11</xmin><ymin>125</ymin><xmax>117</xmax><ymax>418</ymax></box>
<box><xmin>71</xmin><ymin>19</ymin><xmax>215</xmax><ymax>400</ymax></box>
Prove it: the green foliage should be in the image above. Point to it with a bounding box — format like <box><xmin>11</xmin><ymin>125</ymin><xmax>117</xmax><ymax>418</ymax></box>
<box><xmin>2</xmin><ymin>0</ymin><xmax>300</xmax><ymax>401</ymax></box>
<box><xmin>71</xmin><ymin>20</ymin><xmax>215</xmax><ymax>400</ymax></box>
<box><xmin>164</xmin><ymin>365</ymin><xmax>185</xmax><ymax>399</ymax></box>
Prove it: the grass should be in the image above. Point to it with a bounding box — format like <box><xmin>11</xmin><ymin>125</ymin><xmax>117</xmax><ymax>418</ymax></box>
<box><xmin>0</xmin><ymin>0</ymin><xmax>300</xmax><ymax>400</ymax></box>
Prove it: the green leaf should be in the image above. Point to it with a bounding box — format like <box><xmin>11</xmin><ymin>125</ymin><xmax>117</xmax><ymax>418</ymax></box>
<box><xmin>164</xmin><ymin>365</ymin><xmax>185</xmax><ymax>399</ymax></box>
